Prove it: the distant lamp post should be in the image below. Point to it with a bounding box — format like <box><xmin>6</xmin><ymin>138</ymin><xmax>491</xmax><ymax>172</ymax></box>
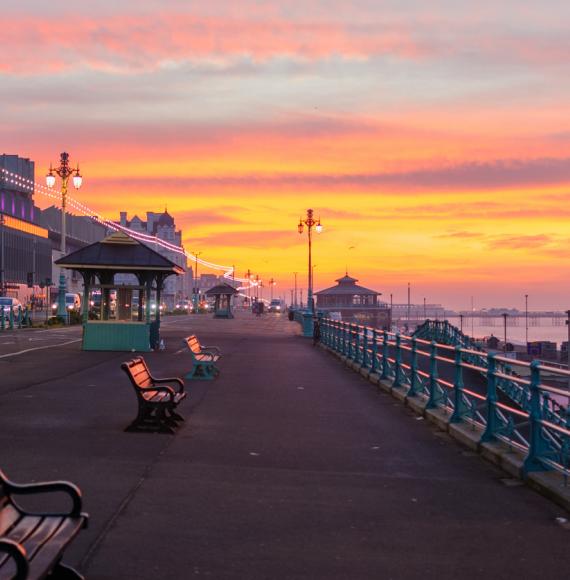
<box><xmin>46</xmin><ymin>152</ymin><xmax>82</xmax><ymax>318</ymax></box>
<box><xmin>502</xmin><ymin>313</ymin><xmax>509</xmax><ymax>352</ymax></box>
<box><xmin>269</xmin><ymin>278</ymin><xmax>276</xmax><ymax>301</ymax></box>
<box><xmin>297</xmin><ymin>209</ymin><xmax>323</xmax><ymax>313</ymax></box>
<box><xmin>525</xmin><ymin>294</ymin><xmax>529</xmax><ymax>345</ymax></box>
<box><xmin>192</xmin><ymin>251</ymin><xmax>202</xmax><ymax>311</ymax></box>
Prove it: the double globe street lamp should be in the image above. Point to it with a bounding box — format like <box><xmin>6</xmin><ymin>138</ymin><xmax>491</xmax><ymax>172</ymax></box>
<box><xmin>297</xmin><ymin>209</ymin><xmax>322</xmax><ymax>314</ymax></box>
<box><xmin>46</xmin><ymin>152</ymin><xmax>83</xmax><ymax>318</ymax></box>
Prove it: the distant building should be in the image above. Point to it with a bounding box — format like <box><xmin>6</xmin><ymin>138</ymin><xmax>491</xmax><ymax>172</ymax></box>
<box><xmin>527</xmin><ymin>341</ymin><xmax>558</xmax><ymax>361</ymax></box>
<box><xmin>1</xmin><ymin>154</ymin><xmax>53</xmax><ymax>302</ymax></box>
<box><xmin>118</xmin><ymin>210</ymin><xmax>188</xmax><ymax>308</ymax></box>
<box><xmin>315</xmin><ymin>273</ymin><xmax>390</xmax><ymax>328</ymax></box>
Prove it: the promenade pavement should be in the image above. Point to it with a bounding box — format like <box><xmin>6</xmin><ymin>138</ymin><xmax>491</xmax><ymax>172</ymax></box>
<box><xmin>1</xmin><ymin>312</ymin><xmax>569</xmax><ymax>579</ymax></box>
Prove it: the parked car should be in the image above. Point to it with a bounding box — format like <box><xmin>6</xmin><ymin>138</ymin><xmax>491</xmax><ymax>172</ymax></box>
<box><xmin>175</xmin><ymin>299</ymin><xmax>193</xmax><ymax>312</ymax></box>
<box><xmin>0</xmin><ymin>296</ymin><xmax>22</xmax><ymax>320</ymax></box>
<box><xmin>268</xmin><ymin>299</ymin><xmax>283</xmax><ymax>313</ymax></box>
<box><xmin>51</xmin><ymin>293</ymin><xmax>81</xmax><ymax>312</ymax></box>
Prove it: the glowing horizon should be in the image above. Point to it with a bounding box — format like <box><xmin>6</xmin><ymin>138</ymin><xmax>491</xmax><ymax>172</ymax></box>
<box><xmin>2</xmin><ymin>1</ymin><xmax>570</xmax><ymax>310</ymax></box>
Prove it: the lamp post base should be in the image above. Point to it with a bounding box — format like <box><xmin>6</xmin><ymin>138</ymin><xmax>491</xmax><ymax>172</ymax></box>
<box><xmin>56</xmin><ymin>273</ymin><xmax>67</xmax><ymax>320</ymax></box>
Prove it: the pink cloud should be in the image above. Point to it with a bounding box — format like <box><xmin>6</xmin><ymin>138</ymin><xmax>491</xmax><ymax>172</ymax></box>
<box><xmin>0</xmin><ymin>14</ymin><xmax>429</xmax><ymax>74</ymax></box>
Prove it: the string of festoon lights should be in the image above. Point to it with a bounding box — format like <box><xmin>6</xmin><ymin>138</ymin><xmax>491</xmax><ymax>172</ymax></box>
<box><xmin>1</xmin><ymin>167</ymin><xmax>258</xmax><ymax>292</ymax></box>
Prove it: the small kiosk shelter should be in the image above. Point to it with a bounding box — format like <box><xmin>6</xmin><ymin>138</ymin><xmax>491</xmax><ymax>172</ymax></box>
<box><xmin>205</xmin><ymin>284</ymin><xmax>238</xmax><ymax>319</ymax></box>
<box><xmin>55</xmin><ymin>231</ymin><xmax>184</xmax><ymax>351</ymax></box>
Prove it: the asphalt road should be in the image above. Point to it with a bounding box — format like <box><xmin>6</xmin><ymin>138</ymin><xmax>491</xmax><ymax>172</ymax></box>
<box><xmin>1</xmin><ymin>313</ymin><xmax>569</xmax><ymax>579</ymax></box>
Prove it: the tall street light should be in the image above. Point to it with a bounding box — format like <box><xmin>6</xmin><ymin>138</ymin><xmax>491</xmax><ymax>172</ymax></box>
<box><xmin>192</xmin><ymin>251</ymin><xmax>202</xmax><ymax>311</ymax></box>
<box><xmin>293</xmin><ymin>272</ymin><xmax>298</xmax><ymax>307</ymax></box>
<box><xmin>269</xmin><ymin>278</ymin><xmax>276</xmax><ymax>301</ymax></box>
<box><xmin>297</xmin><ymin>209</ymin><xmax>323</xmax><ymax>313</ymax></box>
<box><xmin>46</xmin><ymin>152</ymin><xmax>82</xmax><ymax>318</ymax></box>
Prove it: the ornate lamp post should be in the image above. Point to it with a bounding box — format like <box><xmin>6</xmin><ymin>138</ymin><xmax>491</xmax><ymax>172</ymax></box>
<box><xmin>46</xmin><ymin>152</ymin><xmax>82</xmax><ymax>318</ymax></box>
<box><xmin>297</xmin><ymin>209</ymin><xmax>322</xmax><ymax>313</ymax></box>
<box><xmin>192</xmin><ymin>251</ymin><xmax>202</xmax><ymax>312</ymax></box>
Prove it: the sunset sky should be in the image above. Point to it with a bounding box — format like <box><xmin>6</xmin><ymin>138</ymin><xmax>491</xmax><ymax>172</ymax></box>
<box><xmin>2</xmin><ymin>0</ymin><xmax>570</xmax><ymax>309</ymax></box>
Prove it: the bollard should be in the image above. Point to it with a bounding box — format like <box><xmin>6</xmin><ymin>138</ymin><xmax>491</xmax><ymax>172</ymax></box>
<box><xmin>9</xmin><ymin>308</ymin><xmax>14</xmax><ymax>330</ymax></box>
<box><xmin>450</xmin><ymin>346</ymin><xmax>468</xmax><ymax>423</ymax></box>
<box><xmin>481</xmin><ymin>354</ymin><xmax>498</xmax><ymax>442</ymax></box>
<box><xmin>408</xmin><ymin>337</ymin><xmax>420</xmax><ymax>397</ymax></box>
<box><xmin>17</xmin><ymin>306</ymin><xmax>22</xmax><ymax>329</ymax></box>
<box><xmin>426</xmin><ymin>341</ymin><xmax>442</xmax><ymax>409</ymax></box>
<box><xmin>392</xmin><ymin>333</ymin><xmax>402</xmax><ymax>388</ymax></box>
<box><xmin>523</xmin><ymin>361</ymin><xmax>551</xmax><ymax>474</ymax></box>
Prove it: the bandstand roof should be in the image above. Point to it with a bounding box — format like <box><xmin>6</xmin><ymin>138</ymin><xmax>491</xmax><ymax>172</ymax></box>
<box><xmin>205</xmin><ymin>283</ymin><xmax>239</xmax><ymax>296</ymax></box>
<box><xmin>315</xmin><ymin>272</ymin><xmax>380</xmax><ymax>296</ymax></box>
<box><xmin>55</xmin><ymin>231</ymin><xmax>185</xmax><ymax>274</ymax></box>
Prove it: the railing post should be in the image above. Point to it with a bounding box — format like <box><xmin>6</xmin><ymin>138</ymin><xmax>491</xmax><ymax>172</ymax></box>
<box><xmin>450</xmin><ymin>346</ymin><xmax>468</xmax><ymax>422</ymax></box>
<box><xmin>9</xmin><ymin>308</ymin><xmax>14</xmax><ymax>330</ymax></box>
<box><xmin>523</xmin><ymin>361</ymin><xmax>550</xmax><ymax>474</ymax></box>
<box><xmin>353</xmin><ymin>324</ymin><xmax>360</xmax><ymax>362</ymax></box>
<box><xmin>1</xmin><ymin>309</ymin><xmax>5</xmax><ymax>331</ymax></box>
<box><xmin>341</xmin><ymin>323</ymin><xmax>347</xmax><ymax>356</ymax></box>
<box><xmin>17</xmin><ymin>305</ymin><xmax>22</xmax><ymax>329</ymax></box>
<box><xmin>380</xmin><ymin>330</ymin><xmax>389</xmax><ymax>380</ymax></box>
<box><xmin>347</xmin><ymin>324</ymin><xmax>354</xmax><ymax>360</ymax></box>
<box><xmin>481</xmin><ymin>354</ymin><xmax>498</xmax><ymax>442</ymax></box>
<box><xmin>370</xmin><ymin>329</ymin><xmax>378</xmax><ymax>374</ymax></box>
<box><xmin>362</xmin><ymin>328</ymin><xmax>368</xmax><ymax>368</ymax></box>
<box><xmin>408</xmin><ymin>337</ymin><xmax>420</xmax><ymax>397</ymax></box>
<box><xmin>426</xmin><ymin>341</ymin><xmax>442</xmax><ymax>408</ymax></box>
<box><xmin>393</xmin><ymin>333</ymin><xmax>402</xmax><ymax>388</ymax></box>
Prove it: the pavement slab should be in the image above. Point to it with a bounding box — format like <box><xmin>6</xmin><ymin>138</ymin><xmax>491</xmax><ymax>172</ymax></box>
<box><xmin>1</xmin><ymin>313</ymin><xmax>569</xmax><ymax>579</ymax></box>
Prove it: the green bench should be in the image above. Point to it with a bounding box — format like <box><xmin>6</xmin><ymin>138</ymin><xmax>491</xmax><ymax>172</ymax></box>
<box><xmin>183</xmin><ymin>335</ymin><xmax>221</xmax><ymax>380</ymax></box>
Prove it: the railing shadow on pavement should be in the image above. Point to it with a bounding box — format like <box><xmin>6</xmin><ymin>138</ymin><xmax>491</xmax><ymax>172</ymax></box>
<box><xmin>318</xmin><ymin>318</ymin><xmax>570</xmax><ymax>505</ymax></box>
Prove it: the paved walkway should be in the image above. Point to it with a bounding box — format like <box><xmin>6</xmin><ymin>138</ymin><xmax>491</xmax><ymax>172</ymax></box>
<box><xmin>1</xmin><ymin>313</ymin><xmax>569</xmax><ymax>579</ymax></box>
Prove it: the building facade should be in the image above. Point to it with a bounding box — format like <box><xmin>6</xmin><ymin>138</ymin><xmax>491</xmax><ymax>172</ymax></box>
<box><xmin>315</xmin><ymin>273</ymin><xmax>391</xmax><ymax>328</ymax></box>
<box><xmin>1</xmin><ymin>155</ymin><xmax>53</xmax><ymax>302</ymax></box>
<box><xmin>118</xmin><ymin>211</ymin><xmax>188</xmax><ymax>308</ymax></box>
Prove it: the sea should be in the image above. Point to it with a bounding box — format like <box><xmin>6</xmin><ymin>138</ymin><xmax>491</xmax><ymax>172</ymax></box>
<box><xmin>445</xmin><ymin>316</ymin><xmax>568</xmax><ymax>346</ymax></box>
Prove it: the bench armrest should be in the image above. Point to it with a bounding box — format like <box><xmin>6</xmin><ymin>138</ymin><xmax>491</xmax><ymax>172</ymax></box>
<box><xmin>201</xmin><ymin>345</ymin><xmax>221</xmax><ymax>354</ymax></box>
<box><xmin>0</xmin><ymin>539</ymin><xmax>29</xmax><ymax>579</ymax></box>
<box><xmin>0</xmin><ymin>469</ymin><xmax>84</xmax><ymax>517</ymax></box>
<box><xmin>152</xmin><ymin>377</ymin><xmax>185</xmax><ymax>393</ymax></box>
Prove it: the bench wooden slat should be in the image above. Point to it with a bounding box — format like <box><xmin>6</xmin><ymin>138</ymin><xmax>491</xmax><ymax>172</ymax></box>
<box><xmin>27</xmin><ymin>518</ymin><xmax>84</xmax><ymax>580</ymax></box>
<box><xmin>22</xmin><ymin>516</ymin><xmax>63</xmax><ymax>561</ymax></box>
<box><xmin>0</xmin><ymin>505</ymin><xmax>20</xmax><ymax>536</ymax></box>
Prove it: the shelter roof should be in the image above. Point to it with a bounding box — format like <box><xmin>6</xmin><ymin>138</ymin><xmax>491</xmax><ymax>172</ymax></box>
<box><xmin>55</xmin><ymin>231</ymin><xmax>185</xmax><ymax>274</ymax></box>
<box><xmin>205</xmin><ymin>284</ymin><xmax>239</xmax><ymax>296</ymax></box>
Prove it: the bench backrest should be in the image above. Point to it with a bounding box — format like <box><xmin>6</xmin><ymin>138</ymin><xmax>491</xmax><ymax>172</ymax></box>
<box><xmin>121</xmin><ymin>357</ymin><xmax>154</xmax><ymax>390</ymax></box>
<box><xmin>184</xmin><ymin>335</ymin><xmax>202</xmax><ymax>354</ymax></box>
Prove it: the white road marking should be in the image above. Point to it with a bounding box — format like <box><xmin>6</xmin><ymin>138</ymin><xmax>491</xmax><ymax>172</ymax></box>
<box><xmin>0</xmin><ymin>339</ymin><xmax>82</xmax><ymax>359</ymax></box>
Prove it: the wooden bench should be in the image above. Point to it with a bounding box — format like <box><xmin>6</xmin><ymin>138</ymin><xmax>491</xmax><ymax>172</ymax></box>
<box><xmin>0</xmin><ymin>468</ymin><xmax>88</xmax><ymax>580</ymax></box>
<box><xmin>182</xmin><ymin>335</ymin><xmax>221</xmax><ymax>380</ymax></box>
<box><xmin>121</xmin><ymin>357</ymin><xmax>186</xmax><ymax>433</ymax></box>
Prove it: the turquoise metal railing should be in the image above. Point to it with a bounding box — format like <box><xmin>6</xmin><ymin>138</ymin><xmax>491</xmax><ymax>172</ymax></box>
<box><xmin>414</xmin><ymin>319</ymin><xmax>567</xmax><ymax>429</ymax></box>
<box><xmin>1</xmin><ymin>305</ymin><xmax>32</xmax><ymax>331</ymax></box>
<box><xmin>320</xmin><ymin>318</ymin><xmax>570</xmax><ymax>480</ymax></box>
